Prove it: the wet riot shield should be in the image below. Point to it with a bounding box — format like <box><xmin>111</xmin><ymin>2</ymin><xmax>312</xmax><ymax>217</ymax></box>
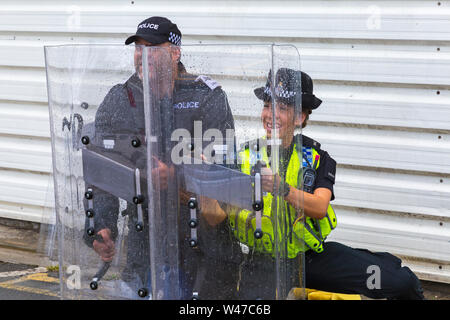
<box><xmin>45</xmin><ymin>43</ymin><xmax>304</xmax><ymax>300</ymax></box>
<box><xmin>45</xmin><ymin>44</ymin><xmax>176</xmax><ymax>299</ymax></box>
<box><xmin>174</xmin><ymin>44</ymin><xmax>305</xmax><ymax>300</ymax></box>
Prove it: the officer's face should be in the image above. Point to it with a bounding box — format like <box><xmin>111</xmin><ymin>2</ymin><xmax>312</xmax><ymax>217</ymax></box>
<box><xmin>261</xmin><ymin>101</ymin><xmax>304</xmax><ymax>147</ymax></box>
<box><xmin>134</xmin><ymin>38</ymin><xmax>180</xmax><ymax>81</ymax></box>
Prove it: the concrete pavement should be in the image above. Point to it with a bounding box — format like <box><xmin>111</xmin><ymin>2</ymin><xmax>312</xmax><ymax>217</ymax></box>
<box><xmin>0</xmin><ymin>221</ymin><xmax>60</xmax><ymax>299</ymax></box>
<box><xmin>0</xmin><ymin>220</ymin><xmax>449</xmax><ymax>300</ymax></box>
<box><xmin>0</xmin><ymin>262</ymin><xmax>59</xmax><ymax>299</ymax></box>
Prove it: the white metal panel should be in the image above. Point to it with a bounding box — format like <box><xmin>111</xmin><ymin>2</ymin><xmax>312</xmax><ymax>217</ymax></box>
<box><xmin>0</xmin><ymin>68</ymin><xmax>47</xmax><ymax>103</ymax></box>
<box><xmin>400</xmin><ymin>257</ymin><xmax>450</xmax><ymax>284</ymax></box>
<box><xmin>3</xmin><ymin>41</ymin><xmax>450</xmax><ymax>86</ymax></box>
<box><xmin>334</xmin><ymin>168</ymin><xmax>450</xmax><ymax>218</ymax></box>
<box><xmin>313</xmin><ymin>83</ymin><xmax>450</xmax><ymax>131</ymax></box>
<box><xmin>0</xmin><ymin>1</ymin><xmax>450</xmax><ymax>41</ymax></box>
<box><xmin>304</xmin><ymin>124</ymin><xmax>450</xmax><ymax>174</ymax></box>
<box><xmin>0</xmin><ymin>101</ymin><xmax>50</xmax><ymax>137</ymax></box>
<box><xmin>0</xmin><ymin>169</ymin><xmax>53</xmax><ymax>208</ymax></box>
<box><xmin>0</xmin><ymin>40</ymin><xmax>45</xmax><ymax>67</ymax></box>
<box><xmin>0</xmin><ymin>0</ymin><xmax>449</xmax><ymax>283</ymax></box>
<box><xmin>0</xmin><ymin>136</ymin><xmax>52</xmax><ymax>173</ymax></box>
<box><xmin>0</xmin><ymin>201</ymin><xmax>50</xmax><ymax>223</ymax></box>
<box><xmin>221</xmin><ymin>79</ymin><xmax>450</xmax><ymax>130</ymax></box>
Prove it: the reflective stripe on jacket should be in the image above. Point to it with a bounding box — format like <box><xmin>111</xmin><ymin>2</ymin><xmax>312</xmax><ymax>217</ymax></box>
<box><xmin>228</xmin><ymin>140</ymin><xmax>337</xmax><ymax>257</ymax></box>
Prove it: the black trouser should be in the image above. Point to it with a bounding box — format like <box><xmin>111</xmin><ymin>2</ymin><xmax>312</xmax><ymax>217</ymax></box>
<box><xmin>237</xmin><ymin>241</ymin><xmax>425</xmax><ymax>300</ymax></box>
<box><xmin>305</xmin><ymin>241</ymin><xmax>425</xmax><ymax>300</ymax></box>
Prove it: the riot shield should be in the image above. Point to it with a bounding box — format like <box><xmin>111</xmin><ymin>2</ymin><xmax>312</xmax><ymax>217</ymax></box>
<box><xmin>171</xmin><ymin>44</ymin><xmax>305</xmax><ymax>300</ymax></box>
<box><xmin>45</xmin><ymin>43</ymin><xmax>305</xmax><ymax>300</ymax></box>
<box><xmin>45</xmin><ymin>44</ymin><xmax>175</xmax><ymax>299</ymax></box>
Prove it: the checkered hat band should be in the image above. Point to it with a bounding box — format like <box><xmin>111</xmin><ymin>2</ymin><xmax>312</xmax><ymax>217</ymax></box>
<box><xmin>275</xmin><ymin>86</ymin><xmax>296</xmax><ymax>98</ymax></box>
<box><xmin>168</xmin><ymin>32</ymin><xmax>181</xmax><ymax>46</ymax></box>
<box><xmin>263</xmin><ymin>85</ymin><xmax>297</xmax><ymax>98</ymax></box>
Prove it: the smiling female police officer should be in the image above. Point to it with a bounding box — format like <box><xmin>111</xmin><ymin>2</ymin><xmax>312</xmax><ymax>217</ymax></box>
<box><xmin>201</xmin><ymin>68</ymin><xmax>425</xmax><ymax>300</ymax></box>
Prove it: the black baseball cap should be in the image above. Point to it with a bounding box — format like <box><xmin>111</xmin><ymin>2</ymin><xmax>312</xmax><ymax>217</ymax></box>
<box><xmin>254</xmin><ymin>68</ymin><xmax>322</xmax><ymax>110</ymax></box>
<box><xmin>125</xmin><ymin>16</ymin><xmax>182</xmax><ymax>46</ymax></box>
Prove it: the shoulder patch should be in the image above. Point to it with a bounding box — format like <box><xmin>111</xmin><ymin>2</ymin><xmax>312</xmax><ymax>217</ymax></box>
<box><xmin>301</xmin><ymin>134</ymin><xmax>321</xmax><ymax>150</ymax></box>
<box><xmin>195</xmin><ymin>75</ymin><xmax>220</xmax><ymax>90</ymax></box>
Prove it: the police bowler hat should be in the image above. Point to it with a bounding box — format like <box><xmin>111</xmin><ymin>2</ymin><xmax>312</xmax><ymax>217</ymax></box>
<box><xmin>254</xmin><ymin>68</ymin><xmax>322</xmax><ymax>110</ymax></box>
<box><xmin>125</xmin><ymin>16</ymin><xmax>182</xmax><ymax>46</ymax></box>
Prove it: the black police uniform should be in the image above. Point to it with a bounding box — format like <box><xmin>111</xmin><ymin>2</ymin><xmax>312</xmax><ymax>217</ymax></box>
<box><xmin>297</xmin><ymin>136</ymin><xmax>425</xmax><ymax>300</ymax></box>
<box><xmin>83</xmin><ymin>70</ymin><xmax>235</xmax><ymax>298</ymax></box>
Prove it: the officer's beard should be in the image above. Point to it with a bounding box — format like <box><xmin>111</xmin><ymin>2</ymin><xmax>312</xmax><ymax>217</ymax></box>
<box><xmin>135</xmin><ymin>57</ymin><xmax>142</xmax><ymax>80</ymax></box>
<box><xmin>135</xmin><ymin>60</ymin><xmax>174</xmax><ymax>100</ymax></box>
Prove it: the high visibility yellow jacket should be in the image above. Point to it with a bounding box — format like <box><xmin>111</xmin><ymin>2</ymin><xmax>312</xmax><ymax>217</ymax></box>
<box><xmin>228</xmin><ymin>136</ymin><xmax>337</xmax><ymax>257</ymax></box>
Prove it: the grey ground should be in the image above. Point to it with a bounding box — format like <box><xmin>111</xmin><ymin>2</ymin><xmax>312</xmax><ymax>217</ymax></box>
<box><xmin>0</xmin><ymin>219</ymin><xmax>448</xmax><ymax>300</ymax></box>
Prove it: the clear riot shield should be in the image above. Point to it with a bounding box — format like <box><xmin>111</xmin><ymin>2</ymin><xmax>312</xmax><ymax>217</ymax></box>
<box><xmin>45</xmin><ymin>44</ymin><xmax>175</xmax><ymax>299</ymax></box>
<box><xmin>172</xmin><ymin>44</ymin><xmax>305</xmax><ymax>300</ymax></box>
<box><xmin>45</xmin><ymin>43</ymin><xmax>304</xmax><ymax>300</ymax></box>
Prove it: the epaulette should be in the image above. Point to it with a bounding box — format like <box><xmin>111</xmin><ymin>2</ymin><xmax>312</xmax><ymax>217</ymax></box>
<box><xmin>175</xmin><ymin>73</ymin><xmax>220</xmax><ymax>91</ymax></box>
<box><xmin>194</xmin><ymin>75</ymin><xmax>221</xmax><ymax>90</ymax></box>
<box><xmin>295</xmin><ymin>134</ymin><xmax>321</xmax><ymax>151</ymax></box>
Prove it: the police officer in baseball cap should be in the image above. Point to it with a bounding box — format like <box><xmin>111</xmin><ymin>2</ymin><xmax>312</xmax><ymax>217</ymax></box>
<box><xmin>83</xmin><ymin>16</ymin><xmax>236</xmax><ymax>299</ymax></box>
<box><xmin>125</xmin><ymin>16</ymin><xmax>182</xmax><ymax>46</ymax></box>
<box><xmin>125</xmin><ymin>16</ymin><xmax>185</xmax><ymax>84</ymax></box>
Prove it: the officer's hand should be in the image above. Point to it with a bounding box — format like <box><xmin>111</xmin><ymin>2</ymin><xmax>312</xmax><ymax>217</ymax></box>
<box><xmin>199</xmin><ymin>195</ymin><xmax>227</xmax><ymax>226</ymax></box>
<box><xmin>199</xmin><ymin>196</ymin><xmax>217</xmax><ymax>214</ymax></box>
<box><xmin>93</xmin><ymin>228</ymin><xmax>115</xmax><ymax>262</ymax></box>
<box><xmin>152</xmin><ymin>157</ymin><xmax>175</xmax><ymax>190</ymax></box>
<box><xmin>179</xmin><ymin>189</ymin><xmax>193</xmax><ymax>205</ymax></box>
<box><xmin>261</xmin><ymin>167</ymin><xmax>281</xmax><ymax>193</ymax></box>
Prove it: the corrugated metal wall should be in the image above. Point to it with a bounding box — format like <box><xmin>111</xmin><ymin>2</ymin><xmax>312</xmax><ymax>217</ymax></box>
<box><xmin>1</xmin><ymin>0</ymin><xmax>449</xmax><ymax>283</ymax></box>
